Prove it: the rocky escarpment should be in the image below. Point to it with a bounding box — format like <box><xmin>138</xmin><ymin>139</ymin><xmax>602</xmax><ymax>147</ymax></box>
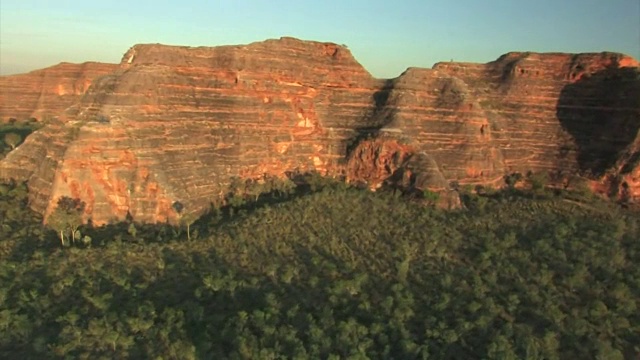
<box><xmin>347</xmin><ymin>51</ymin><xmax>640</xmax><ymax>197</ymax></box>
<box><xmin>0</xmin><ymin>38</ymin><xmax>639</xmax><ymax>224</ymax></box>
<box><xmin>0</xmin><ymin>62</ymin><xmax>118</xmax><ymax>121</ymax></box>
<box><xmin>1</xmin><ymin>38</ymin><xmax>384</xmax><ymax>223</ymax></box>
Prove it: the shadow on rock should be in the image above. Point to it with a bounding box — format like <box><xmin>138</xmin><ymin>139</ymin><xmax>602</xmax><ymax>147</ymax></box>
<box><xmin>556</xmin><ymin>67</ymin><xmax>640</xmax><ymax>176</ymax></box>
<box><xmin>345</xmin><ymin>79</ymin><xmax>396</xmax><ymax>157</ymax></box>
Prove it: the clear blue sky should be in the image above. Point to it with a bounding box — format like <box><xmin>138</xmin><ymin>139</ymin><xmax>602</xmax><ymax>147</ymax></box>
<box><xmin>1</xmin><ymin>0</ymin><xmax>639</xmax><ymax>78</ymax></box>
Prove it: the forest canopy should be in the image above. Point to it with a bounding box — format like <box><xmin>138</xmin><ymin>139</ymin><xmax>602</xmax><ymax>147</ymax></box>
<box><xmin>0</xmin><ymin>176</ymin><xmax>638</xmax><ymax>359</ymax></box>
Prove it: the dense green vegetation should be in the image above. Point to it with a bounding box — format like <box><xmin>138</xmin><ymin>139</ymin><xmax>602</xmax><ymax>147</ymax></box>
<box><xmin>1</xmin><ymin>174</ymin><xmax>638</xmax><ymax>359</ymax></box>
<box><xmin>0</xmin><ymin>118</ymin><xmax>41</xmax><ymax>159</ymax></box>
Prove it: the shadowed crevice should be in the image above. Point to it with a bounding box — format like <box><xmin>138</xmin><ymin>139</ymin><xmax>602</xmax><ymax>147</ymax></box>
<box><xmin>345</xmin><ymin>79</ymin><xmax>396</xmax><ymax>157</ymax></box>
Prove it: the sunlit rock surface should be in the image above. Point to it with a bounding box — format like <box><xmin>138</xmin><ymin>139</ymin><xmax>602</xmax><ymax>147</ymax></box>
<box><xmin>1</xmin><ymin>38</ymin><xmax>638</xmax><ymax>223</ymax></box>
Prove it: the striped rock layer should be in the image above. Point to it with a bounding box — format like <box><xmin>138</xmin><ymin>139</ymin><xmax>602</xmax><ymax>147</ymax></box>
<box><xmin>1</xmin><ymin>38</ymin><xmax>638</xmax><ymax>223</ymax></box>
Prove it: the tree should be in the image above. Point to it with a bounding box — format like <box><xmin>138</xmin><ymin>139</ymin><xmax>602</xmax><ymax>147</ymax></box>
<box><xmin>172</xmin><ymin>201</ymin><xmax>198</xmax><ymax>240</ymax></box>
<box><xmin>47</xmin><ymin>210</ymin><xmax>67</xmax><ymax>246</ymax></box>
<box><xmin>4</xmin><ymin>132</ymin><xmax>22</xmax><ymax>150</ymax></box>
<box><xmin>244</xmin><ymin>179</ymin><xmax>264</xmax><ymax>202</ymax></box>
<box><xmin>504</xmin><ymin>172</ymin><xmax>523</xmax><ymax>189</ymax></box>
<box><xmin>182</xmin><ymin>212</ymin><xmax>199</xmax><ymax>241</ymax></box>
<box><xmin>47</xmin><ymin>196</ymin><xmax>85</xmax><ymax>246</ymax></box>
<box><xmin>127</xmin><ymin>223</ymin><xmax>138</xmax><ymax>239</ymax></box>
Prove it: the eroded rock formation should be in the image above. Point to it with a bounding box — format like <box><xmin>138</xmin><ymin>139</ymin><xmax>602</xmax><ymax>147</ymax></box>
<box><xmin>1</xmin><ymin>38</ymin><xmax>384</xmax><ymax>223</ymax></box>
<box><xmin>0</xmin><ymin>37</ymin><xmax>638</xmax><ymax>223</ymax></box>
<box><xmin>0</xmin><ymin>62</ymin><xmax>118</xmax><ymax>121</ymax></box>
<box><xmin>345</xmin><ymin>51</ymin><xmax>639</xmax><ymax>200</ymax></box>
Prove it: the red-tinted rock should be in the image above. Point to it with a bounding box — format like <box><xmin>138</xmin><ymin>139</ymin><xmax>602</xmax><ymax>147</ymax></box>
<box><xmin>0</xmin><ymin>62</ymin><xmax>118</xmax><ymax>121</ymax></box>
<box><xmin>1</xmin><ymin>38</ymin><xmax>638</xmax><ymax>223</ymax></box>
<box><xmin>349</xmin><ymin>51</ymin><xmax>640</xmax><ymax>196</ymax></box>
<box><xmin>1</xmin><ymin>38</ymin><xmax>383</xmax><ymax>223</ymax></box>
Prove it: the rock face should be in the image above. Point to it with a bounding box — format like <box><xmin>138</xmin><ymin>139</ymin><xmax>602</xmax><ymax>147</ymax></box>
<box><xmin>1</xmin><ymin>38</ymin><xmax>384</xmax><ymax>223</ymax></box>
<box><xmin>0</xmin><ymin>37</ymin><xmax>639</xmax><ymax>224</ymax></box>
<box><xmin>0</xmin><ymin>62</ymin><xmax>118</xmax><ymax>121</ymax></box>
<box><xmin>351</xmin><ymin>52</ymin><xmax>640</xmax><ymax>193</ymax></box>
<box><xmin>348</xmin><ymin>53</ymin><xmax>640</xmax><ymax>200</ymax></box>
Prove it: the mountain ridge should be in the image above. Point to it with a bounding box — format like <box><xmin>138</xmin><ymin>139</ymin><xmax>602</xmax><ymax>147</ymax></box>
<box><xmin>1</xmin><ymin>37</ymin><xmax>638</xmax><ymax>224</ymax></box>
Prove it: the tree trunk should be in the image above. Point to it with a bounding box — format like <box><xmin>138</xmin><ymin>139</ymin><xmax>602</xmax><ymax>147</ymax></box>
<box><xmin>187</xmin><ymin>223</ymin><xmax>191</xmax><ymax>241</ymax></box>
<box><xmin>60</xmin><ymin>231</ymin><xmax>65</xmax><ymax>247</ymax></box>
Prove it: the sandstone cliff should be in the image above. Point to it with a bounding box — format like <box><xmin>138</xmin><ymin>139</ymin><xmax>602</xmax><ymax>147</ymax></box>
<box><xmin>348</xmin><ymin>52</ymin><xmax>640</xmax><ymax>192</ymax></box>
<box><xmin>0</xmin><ymin>62</ymin><xmax>118</xmax><ymax>121</ymax></box>
<box><xmin>0</xmin><ymin>38</ymin><xmax>638</xmax><ymax>224</ymax></box>
<box><xmin>1</xmin><ymin>38</ymin><xmax>384</xmax><ymax>223</ymax></box>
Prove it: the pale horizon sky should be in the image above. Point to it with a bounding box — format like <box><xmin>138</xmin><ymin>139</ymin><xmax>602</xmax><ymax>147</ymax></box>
<box><xmin>1</xmin><ymin>0</ymin><xmax>639</xmax><ymax>78</ymax></box>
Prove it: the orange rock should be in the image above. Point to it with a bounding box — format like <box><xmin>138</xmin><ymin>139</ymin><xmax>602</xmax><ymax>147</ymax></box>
<box><xmin>0</xmin><ymin>62</ymin><xmax>117</xmax><ymax>121</ymax></box>
<box><xmin>0</xmin><ymin>38</ymin><xmax>638</xmax><ymax>223</ymax></box>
